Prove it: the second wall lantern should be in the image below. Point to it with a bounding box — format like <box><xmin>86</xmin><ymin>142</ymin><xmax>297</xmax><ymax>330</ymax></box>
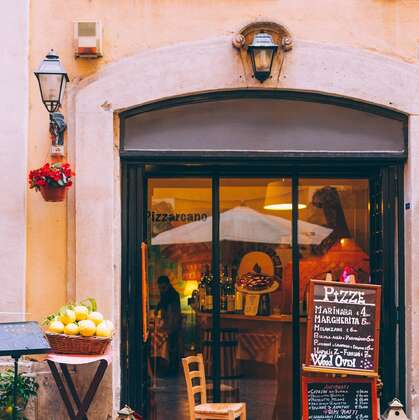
<box><xmin>233</xmin><ymin>22</ymin><xmax>292</xmax><ymax>83</ymax></box>
<box><xmin>34</xmin><ymin>50</ymin><xmax>69</xmax><ymax>156</ymax></box>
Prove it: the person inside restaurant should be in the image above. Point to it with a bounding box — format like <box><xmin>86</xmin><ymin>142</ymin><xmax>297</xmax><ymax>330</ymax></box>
<box><xmin>155</xmin><ymin>275</ymin><xmax>182</xmax><ymax>375</ymax></box>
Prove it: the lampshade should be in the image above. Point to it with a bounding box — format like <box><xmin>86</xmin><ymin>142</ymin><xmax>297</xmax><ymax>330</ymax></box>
<box><xmin>264</xmin><ymin>180</ymin><xmax>307</xmax><ymax>210</ymax></box>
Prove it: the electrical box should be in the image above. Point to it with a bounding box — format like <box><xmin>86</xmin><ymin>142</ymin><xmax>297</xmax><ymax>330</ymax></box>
<box><xmin>74</xmin><ymin>21</ymin><xmax>103</xmax><ymax>58</ymax></box>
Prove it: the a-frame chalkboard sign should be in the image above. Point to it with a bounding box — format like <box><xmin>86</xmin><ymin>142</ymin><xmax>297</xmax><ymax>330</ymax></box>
<box><xmin>304</xmin><ymin>280</ymin><xmax>381</xmax><ymax>376</ymax></box>
<box><xmin>0</xmin><ymin>322</ymin><xmax>50</xmax><ymax>420</ymax></box>
<box><xmin>302</xmin><ymin>376</ymin><xmax>378</xmax><ymax>420</ymax></box>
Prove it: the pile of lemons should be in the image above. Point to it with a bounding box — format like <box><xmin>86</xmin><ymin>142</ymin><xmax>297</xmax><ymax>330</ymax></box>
<box><xmin>47</xmin><ymin>301</ymin><xmax>113</xmax><ymax>338</ymax></box>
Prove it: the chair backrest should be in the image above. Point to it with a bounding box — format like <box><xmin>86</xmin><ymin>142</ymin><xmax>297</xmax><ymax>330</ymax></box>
<box><xmin>182</xmin><ymin>354</ymin><xmax>207</xmax><ymax>420</ymax></box>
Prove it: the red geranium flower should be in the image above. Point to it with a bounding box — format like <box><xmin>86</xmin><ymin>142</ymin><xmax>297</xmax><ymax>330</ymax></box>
<box><xmin>28</xmin><ymin>162</ymin><xmax>75</xmax><ymax>192</ymax></box>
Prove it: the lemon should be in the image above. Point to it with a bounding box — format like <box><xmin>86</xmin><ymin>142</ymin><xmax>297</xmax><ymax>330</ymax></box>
<box><xmin>78</xmin><ymin>320</ymin><xmax>96</xmax><ymax>337</ymax></box>
<box><xmin>96</xmin><ymin>321</ymin><xmax>113</xmax><ymax>338</ymax></box>
<box><xmin>60</xmin><ymin>309</ymin><xmax>76</xmax><ymax>325</ymax></box>
<box><xmin>64</xmin><ymin>322</ymin><xmax>79</xmax><ymax>335</ymax></box>
<box><xmin>5</xmin><ymin>405</ymin><xmax>13</xmax><ymax>414</ymax></box>
<box><xmin>48</xmin><ymin>320</ymin><xmax>64</xmax><ymax>334</ymax></box>
<box><xmin>74</xmin><ymin>305</ymin><xmax>89</xmax><ymax>321</ymax></box>
<box><xmin>88</xmin><ymin>311</ymin><xmax>104</xmax><ymax>326</ymax></box>
<box><xmin>102</xmin><ymin>320</ymin><xmax>114</xmax><ymax>331</ymax></box>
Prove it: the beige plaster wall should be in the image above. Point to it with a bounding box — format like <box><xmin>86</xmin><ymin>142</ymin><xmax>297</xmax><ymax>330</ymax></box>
<box><xmin>0</xmin><ymin>0</ymin><xmax>29</xmax><ymax>322</ymax></box>
<box><xmin>25</xmin><ymin>0</ymin><xmax>419</xmax><ymax>417</ymax></box>
<box><xmin>28</xmin><ymin>0</ymin><xmax>419</xmax><ymax>322</ymax></box>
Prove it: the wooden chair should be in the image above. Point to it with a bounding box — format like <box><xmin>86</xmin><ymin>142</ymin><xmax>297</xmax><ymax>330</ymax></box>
<box><xmin>182</xmin><ymin>354</ymin><xmax>246</xmax><ymax>420</ymax></box>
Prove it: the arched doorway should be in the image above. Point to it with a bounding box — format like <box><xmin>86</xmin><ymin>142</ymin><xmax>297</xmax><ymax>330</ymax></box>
<box><xmin>120</xmin><ymin>90</ymin><xmax>406</xmax><ymax>419</ymax></box>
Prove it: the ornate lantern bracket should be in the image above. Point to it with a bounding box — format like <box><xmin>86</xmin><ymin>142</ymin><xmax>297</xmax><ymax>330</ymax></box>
<box><xmin>232</xmin><ymin>21</ymin><xmax>293</xmax><ymax>84</ymax></box>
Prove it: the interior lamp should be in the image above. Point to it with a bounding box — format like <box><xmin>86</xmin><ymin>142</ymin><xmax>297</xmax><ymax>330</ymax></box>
<box><xmin>264</xmin><ymin>180</ymin><xmax>307</xmax><ymax>211</ymax></box>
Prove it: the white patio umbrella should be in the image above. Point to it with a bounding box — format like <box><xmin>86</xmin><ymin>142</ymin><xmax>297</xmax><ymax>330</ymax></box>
<box><xmin>151</xmin><ymin>206</ymin><xmax>332</xmax><ymax>246</ymax></box>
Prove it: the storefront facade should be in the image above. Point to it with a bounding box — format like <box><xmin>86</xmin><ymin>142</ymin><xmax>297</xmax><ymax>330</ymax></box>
<box><xmin>119</xmin><ymin>90</ymin><xmax>406</xmax><ymax>419</ymax></box>
<box><xmin>73</xmin><ymin>38</ymin><xmax>418</xmax><ymax>418</ymax></box>
<box><xmin>3</xmin><ymin>1</ymin><xmax>419</xmax><ymax>418</ymax></box>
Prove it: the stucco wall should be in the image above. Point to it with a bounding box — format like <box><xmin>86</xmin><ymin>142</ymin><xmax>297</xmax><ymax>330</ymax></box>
<box><xmin>23</xmin><ymin>0</ymin><xmax>419</xmax><ymax>418</ymax></box>
<box><xmin>0</xmin><ymin>0</ymin><xmax>28</xmax><ymax>322</ymax></box>
<box><xmin>27</xmin><ymin>0</ymin><xmax>419</xmax><ymax>320</ymax></box>
<box><xmin>27</xmin><ymin>0</ymin><xmax>419</xmax><ymax>323</ymax></box>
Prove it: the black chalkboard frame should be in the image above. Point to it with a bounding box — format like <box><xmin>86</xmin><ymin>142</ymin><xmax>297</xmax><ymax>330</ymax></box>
<box><xmin>0</xmin><ymin>321</ymin><xmax>50</xmax><ymax>357</ymax></box>
<box><xmin>305</xmin><ymin>280</ymin><xmax>382</xmax><ymax>375</ymax></box>
<box><xmin>301</xmin><ymin>376</ymin><xmax>378</xmax><ymax>420</ymax></box>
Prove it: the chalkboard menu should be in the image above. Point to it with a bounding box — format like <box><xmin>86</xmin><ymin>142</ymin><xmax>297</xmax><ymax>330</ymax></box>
<box><xmin>0</xmin><ymin>322</ymin><xmax>50</xmax><ymax>357</ymax></box>
<box><xmin>305</xmin><ymin>280</ymin><xmax>381</xmax><ymax>374</ymax></box>
<box><xmin>302</xmin><ymin>377</ymin><xmax>378</xmax><ymax>420</ymax></box>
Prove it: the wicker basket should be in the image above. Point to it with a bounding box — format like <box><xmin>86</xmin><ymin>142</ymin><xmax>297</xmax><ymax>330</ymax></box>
<box><xmin>46</xmin><ymin>333</ymin><xmax>111</xmax><ymax>355</ymax></box>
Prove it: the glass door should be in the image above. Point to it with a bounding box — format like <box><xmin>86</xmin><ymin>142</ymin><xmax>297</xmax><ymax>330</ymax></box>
<box><xmin>124</xmin><ymin>169</ymin><xmax>402</xmax><ymax>420</ymax></box>
<box><xmin>146</xmin><ymin>178</ymin><xmax>213</xmax><ymax>419</ymax></box>
<box><xmin>219</xmin><ymin>178</ymin><xmax>294</xmax><ymax>419</ymax></box>
<box><xmin>146</xmin><ymin>177</ymin><xmax>296</xmax><ymax>419</ymax></box>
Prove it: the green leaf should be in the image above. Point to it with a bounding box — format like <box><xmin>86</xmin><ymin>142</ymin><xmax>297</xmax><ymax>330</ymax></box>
<box><xmin>79</xmin><ymin>298</ymin><xmax>97</xmax><ymax>312</ymax></box>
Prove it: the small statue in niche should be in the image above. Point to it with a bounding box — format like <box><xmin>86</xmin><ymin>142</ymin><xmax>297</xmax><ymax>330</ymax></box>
<box><xmin>49</xmin><ymin>112</ymin><xmax>67</xmax><ymax>146</ymax></box>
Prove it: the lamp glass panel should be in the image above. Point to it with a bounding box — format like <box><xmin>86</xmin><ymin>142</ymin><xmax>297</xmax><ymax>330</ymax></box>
<box><xmin>253</xmin><ymin>48</ymin><xmax>274</xmax><ymax>73</ymax></box>
<box><xmin>58</xmin><ymin>77</ymin><xmax>67</xmax><ymax>107</ymax></box>
<box><xmin>38</xmin><ymin>74</ymin><xmax>62</xmax><ymax>103</ymax></box>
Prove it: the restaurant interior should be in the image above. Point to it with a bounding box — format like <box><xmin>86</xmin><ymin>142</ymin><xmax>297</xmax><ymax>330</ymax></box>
<box><xmin>145</xmin><ymin>177</ymin><xmax>370</xmax><ymax>419</ymax></box>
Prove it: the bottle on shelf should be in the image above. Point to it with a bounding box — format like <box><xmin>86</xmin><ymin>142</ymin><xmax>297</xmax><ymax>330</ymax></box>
<box><xmin>204</xmin><ymin>265</ymin><xmax>213</xmax><ymax>312</ymax></box>
<box><xmin>235</xmin><ymin>290</ymin><xmax>244</xmax><ymax>313</ymax></box>
<box><xmin>225</xmin><ymin>267</ymin><xmax>236</xmax><ymax>313</ymax></box>
<box><xmin>220</xmin><ymin>265</ymin><xmax>228</xmax><ymax>313</ymax></box>
<box><xmin>198</xmin><ymin>271</ymin><xmax>207</xmax><ymax>312</ymax></box>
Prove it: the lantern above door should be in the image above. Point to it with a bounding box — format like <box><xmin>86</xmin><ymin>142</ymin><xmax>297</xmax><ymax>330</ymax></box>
<box><xmin>247</xmin><ymin>32</ymin><xmax>278</xmax><ymax>82</ymax></box>
<box><xmin>233</xmin><ymin>21</ymin><xmax>293</xmax><ymax>84</ymax></box>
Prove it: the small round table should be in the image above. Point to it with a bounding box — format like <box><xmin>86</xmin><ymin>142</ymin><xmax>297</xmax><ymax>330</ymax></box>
<box><xmin>46</xmin><ymin>351</ymin><xmax>112</xmax><ymax>420</ymax></box>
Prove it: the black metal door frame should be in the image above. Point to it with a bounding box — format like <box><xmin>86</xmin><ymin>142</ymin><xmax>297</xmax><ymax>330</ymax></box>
<box><xmin>121</xmin><ymin>160</ymin><xmax>405</xmax><ymax>418</ymax></box>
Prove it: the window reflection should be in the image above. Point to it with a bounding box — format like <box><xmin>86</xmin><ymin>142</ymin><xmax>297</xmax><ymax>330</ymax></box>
<box><xmin>297</xmin><ymin>179</ymin><xmax>370</xmax><ymax>416</ymax></box>
<box><xmin>298</xmin><ymin>179</ymin><xmax>370</xmax><ymax>298</ymax></box>
<box><xmin>145</xmin><ymin>177</ymin><xmax>371</xmax><ymax>420</ymax></box>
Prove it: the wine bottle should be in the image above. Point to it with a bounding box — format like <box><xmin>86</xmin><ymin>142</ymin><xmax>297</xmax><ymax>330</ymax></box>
<box><xmin>226</xmin><ymin>267</ymin><xmax>236</xmax><ymax>313</ymax></box>
<box><xmin>220</xmin><ymin>265</ymin><xmax>227</xmax><ymax>313</ymax></box>
<box><xmin>198</xmin><ymin>271</ymin><xmax>207</xmax><ymax>312</ymax></box>
<box><xmin>204</xmin><ymin>265</ymin><xmax>213</xmax><ymax>312</ymax></box>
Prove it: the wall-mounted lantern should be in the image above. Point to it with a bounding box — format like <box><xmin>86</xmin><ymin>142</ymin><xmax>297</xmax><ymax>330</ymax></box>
<box><xmin>34</xmin><ymin>50</ymin><xmax>69</xmax><ymax>156</ymax></box>
<box><xmin>247</xmin><ymin>32</ymin><xmax>278</xmax><ymax>82</ymax></box>
<box><xmin>233</xmin><ymin>22</ymin><xmax>292</xmax><ymax>83</ymax></box>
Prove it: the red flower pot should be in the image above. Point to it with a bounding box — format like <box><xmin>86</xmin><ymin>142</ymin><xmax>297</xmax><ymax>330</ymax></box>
<box><xmin>40</xmin><ymin>185</ymin><xmax>67</xmax><ymax>202</ymax></box>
